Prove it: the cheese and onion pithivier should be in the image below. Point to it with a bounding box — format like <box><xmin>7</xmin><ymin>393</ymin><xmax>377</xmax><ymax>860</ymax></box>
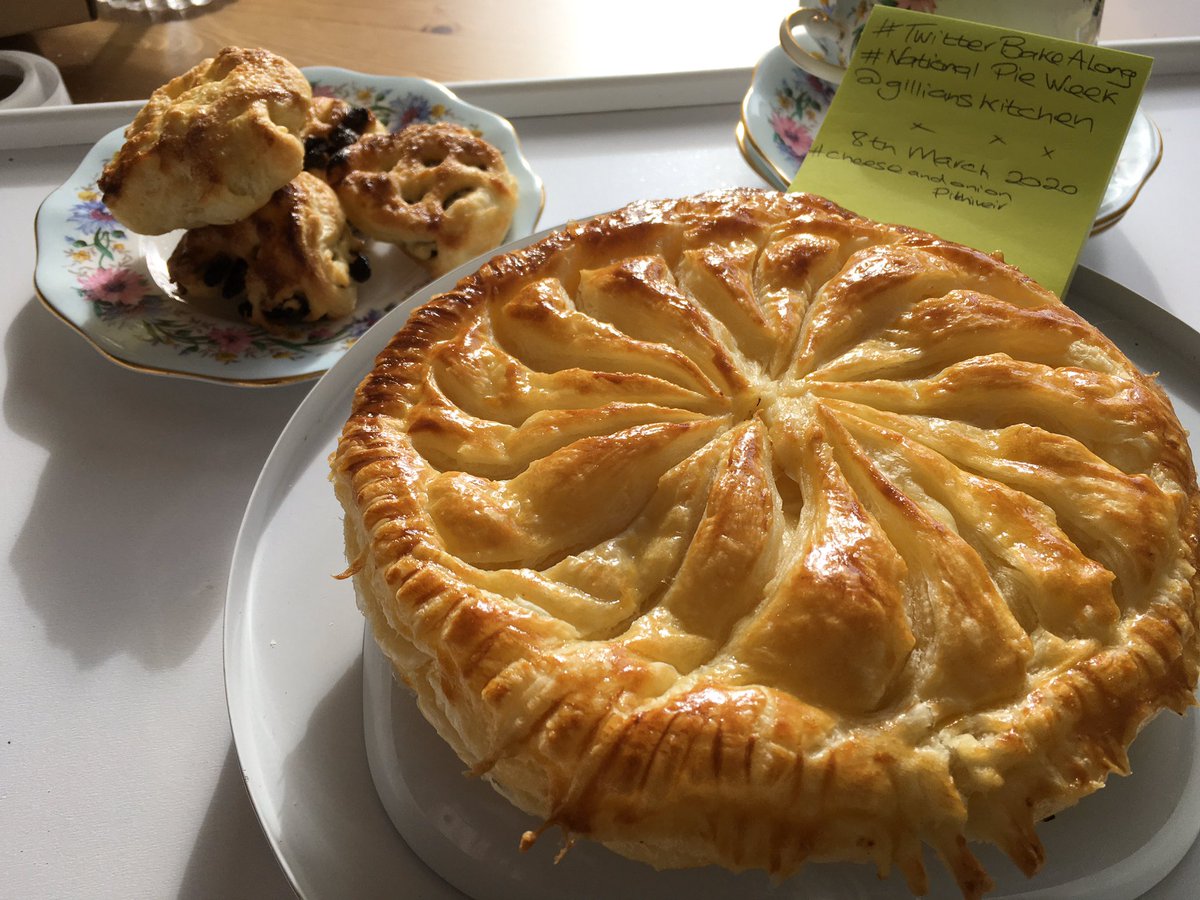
<box><xmin>331</xmin><ymin>189</ymin><xmax>1199</xmax><ymax>898</ymax></box>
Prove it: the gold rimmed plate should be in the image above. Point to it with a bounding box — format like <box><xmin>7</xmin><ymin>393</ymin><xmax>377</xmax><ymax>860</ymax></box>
<box><xmin>33</xmin><ymin>67</ymin><xmax>545</xmax><ymax>387</ymax></box>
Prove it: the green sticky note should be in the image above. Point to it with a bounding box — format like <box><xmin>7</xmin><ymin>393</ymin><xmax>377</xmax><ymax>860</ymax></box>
<box><xmin>789</xmin><ymin>6</ymin><xmax>1151</xmax><ymax>297</ymax></box>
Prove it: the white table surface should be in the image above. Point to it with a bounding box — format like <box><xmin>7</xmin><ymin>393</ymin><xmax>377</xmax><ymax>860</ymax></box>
<box><xmin>2</xmin><ymin>60</ymin><xmax>1200</xmax><ymax>900</ymax></box>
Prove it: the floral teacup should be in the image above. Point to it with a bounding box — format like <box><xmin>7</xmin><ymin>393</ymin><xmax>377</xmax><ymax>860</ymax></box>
<box><xmin>780</xmin><ymin>0</ymin><xmax>1105</xmax><ymax>85</ymax></box>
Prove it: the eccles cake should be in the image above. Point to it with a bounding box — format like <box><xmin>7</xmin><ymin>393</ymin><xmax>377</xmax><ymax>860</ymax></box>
<box><xmin>98</xmin><ymin>47</ymin><xmax>312</xmax><ymax>236</ymax></box>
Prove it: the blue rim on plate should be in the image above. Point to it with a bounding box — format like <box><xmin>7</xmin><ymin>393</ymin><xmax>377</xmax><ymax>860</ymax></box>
<box><xmin>33</xmin><ymin>68</ymin><xmax>545</xmax><ymax>387</ymax></box>
<box><xmin>739</xmin><ymin>45</ymin><xmax>1162</xmax><ymax>231</ymax></box>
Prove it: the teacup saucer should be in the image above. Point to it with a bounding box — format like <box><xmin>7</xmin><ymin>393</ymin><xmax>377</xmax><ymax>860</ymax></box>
<box><xmin>740</xmin><ymin>45</ymin><xmax>1162</xmax><ymax>233</ymax></box>
<box><xmin>734</xmin><ymin>121</ymin><xmax>787</xmax><ymax>191</ymax></box>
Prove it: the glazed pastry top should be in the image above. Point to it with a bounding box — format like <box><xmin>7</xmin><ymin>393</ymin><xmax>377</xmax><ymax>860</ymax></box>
<box><xmin>333</xmin><ymin>189</ymin><xmax>1199</xmax><ymax>899</ymax></box>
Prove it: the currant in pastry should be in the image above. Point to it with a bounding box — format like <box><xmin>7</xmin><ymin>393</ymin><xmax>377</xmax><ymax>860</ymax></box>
<box><xmin>301</xmin><ymin>96</ymin><xmax>385</xmax><ymax>175</ymax></box>
<box><xmin>328</xmin><ymin>123</ymin><xmax>519</xmax><ymax>276</ymax></box>
<box><xmin>168</xmin><ymin>172</ymin><xmax>365</xmax><ymax>327</ymax></box>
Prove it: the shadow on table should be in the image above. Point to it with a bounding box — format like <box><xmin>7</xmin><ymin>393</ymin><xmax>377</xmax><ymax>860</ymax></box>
<box><xmin>178</xmin><ymin>742</ymin><xmax>294</xmax><ymax>900</ymax></box>
<box><xmin>273</xmin><ymin>658</ymin><xmax>461</xmax><ymax>898</ymax></box>
<box><xmin>4</xmin><ymin>297</ymin><xmax>309</xmax><ymax>669</ymax></box>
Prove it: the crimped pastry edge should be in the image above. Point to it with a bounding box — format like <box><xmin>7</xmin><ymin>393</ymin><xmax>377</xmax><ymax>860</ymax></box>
<box><xmin>332</xmin><ymin>188</ymin><xmax>1200</xmax><ymax>898</ymax></box>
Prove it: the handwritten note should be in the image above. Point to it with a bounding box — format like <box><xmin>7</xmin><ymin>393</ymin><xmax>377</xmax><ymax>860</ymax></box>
<box><xmin>789</xmin><ymin>6</ymin><xmax>1151</xmax><ymax>296</ymax></box>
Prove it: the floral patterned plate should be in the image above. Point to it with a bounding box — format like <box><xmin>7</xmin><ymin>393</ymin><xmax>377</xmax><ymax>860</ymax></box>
<box><xmin>34</xmin><ymin>68</ymin><xmax>544</xmax><ymax>387</ymax></box>
<box><xmin>740</xmin><ymin>45</ymin><xmax>1162</xmax><ymax>232</ymax></box>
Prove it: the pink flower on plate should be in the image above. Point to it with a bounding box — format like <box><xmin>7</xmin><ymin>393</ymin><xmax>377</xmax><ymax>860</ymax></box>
<box><xmin>770</xmin><ymin>110</ymin><xmax>815</xmax><ymax>163</ymax></box>
<box><xmin>79</xmin><ymin>266</ymin><xmax>147</xmax><ymax>307</ymax></box>
<box><xmin>306</xmin><ymin>325</ymin><xmax>333</xmax><ymax>341</ymax></box>
<box><xmin>208</xmin><ymin>326</ymin><xmax>253</xmax><ymax>356</ymax></box>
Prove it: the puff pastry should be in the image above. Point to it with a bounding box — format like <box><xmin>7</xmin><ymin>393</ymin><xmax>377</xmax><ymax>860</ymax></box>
<box><xmin>332</xmin><ymin>189</ymin><xmax>1199</xmax><ymax>898</ymax></box>
<box><xmin>328</xmin><ymin>123</ymin><xmax>518</xmax><ymax>276</ymax></box>
<box><xmin>168</xmin><ymin>171</ymin><xmax>365</xmax><ymax>327</ymax></box>
<box><xmin>98</xmin><ymin>46</ymin><xmax>311</xmax><ymax>235</ymax></box>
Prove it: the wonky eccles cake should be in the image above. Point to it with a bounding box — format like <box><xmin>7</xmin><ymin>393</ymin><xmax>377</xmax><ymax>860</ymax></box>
<box><xmin>332</xmin><ymin>188</ymin><xmax>1199</xmax><ymax>898</ymax></box>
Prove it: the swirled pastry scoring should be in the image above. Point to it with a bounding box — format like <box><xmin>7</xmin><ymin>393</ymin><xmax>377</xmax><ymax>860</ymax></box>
<box><xmin>332</xmin><ymin>190</ymin><xmax>1199</xmax><ymax>898</ymax></box>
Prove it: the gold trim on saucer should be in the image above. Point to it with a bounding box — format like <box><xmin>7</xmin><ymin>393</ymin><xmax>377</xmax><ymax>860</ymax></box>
<box><xmin>740</xmin><ymin>112</ymin><xmax>795</xmax><ymax>189</ymax></box>
<box><xmin>737</xmin><ymin>104</ymin><xmax>1155</xmax><ymax>237</ymax></box>
<box><xmin>1089</xmin><ymin>119</ymin><xmax>1164</xmax><ymax>235</ymax></box>
<box><xmin>735</xmin><ymin>120</ymin><xmax>787</xmax><ymax>190</ymax></box>
<box><xmin>739</xmin><ymin>50</ymin><xmax>800</xmax><ymax>191</ymax></box>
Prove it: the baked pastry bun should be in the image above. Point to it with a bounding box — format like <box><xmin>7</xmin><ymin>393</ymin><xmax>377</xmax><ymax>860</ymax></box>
<box><xmin>327</xmin><ymin>123</ymin><xmax>518</xmax><ymax>276</ymax></box>
<box><xmin>332</xmin><ymin>189</ymin><xmax>1199</xmax><ymax>898</ymax></box>
<box><xmin>168</xmin><ymin>171</ymin><xmax>366</xmax><ymax>327</ymax></box>
<box><xmin>98</xmin><ymin>46</ymin><xmax>311</xmax><ymax>236</ymax></box>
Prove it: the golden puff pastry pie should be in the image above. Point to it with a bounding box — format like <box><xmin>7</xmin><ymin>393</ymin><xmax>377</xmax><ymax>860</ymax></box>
<box><xmin>331</xmin><ymin>189</ymin><xmax>1199</xmax><ymax>898</ymax></box>
<box><xmin>98</xmin><ymin>46</ymin><xmax>312</xmax><ymax>236</ymax></box>
<box><xmin>168</xmin><ymin>171</ymin><xmax>368</xmax><ymax>328</ymax></box>
<box><xmin>327</xmin><ymin>123</ymin><xmax>518</xmax><ymax>276</ymax></box>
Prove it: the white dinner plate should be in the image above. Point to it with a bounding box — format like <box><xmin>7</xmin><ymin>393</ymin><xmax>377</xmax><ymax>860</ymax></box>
<box><xmin>739</xmin><ymin>45</ymin><xmax>1162</xmax><ymax>232</ymax></box>
<box><xmin>225</xmin><ymin>243</ymin><xmax>1200</xmax><ymax>899</ymax></box>
<box><xmin>33</xmin><ymin>67</ymin><xmax>543</xmax><ymax>387</ymax></box>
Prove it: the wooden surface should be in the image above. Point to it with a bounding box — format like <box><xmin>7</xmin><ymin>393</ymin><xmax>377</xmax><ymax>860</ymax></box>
<box><xmin>2</xmin><ymin>0</ymin><xmax>1200</xmax><ymax>104</ymax></box>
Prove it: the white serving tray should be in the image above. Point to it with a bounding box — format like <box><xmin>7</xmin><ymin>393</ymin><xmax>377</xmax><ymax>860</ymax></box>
<box><xmin>225</xmin><ymin>254</ymin><xmax>1200</xmax><ymax>900</ymax></box>
<box><xmin>363</xmin><ymin>632</ymin><xmax>1200</xmax><ymax>900</ymax></box>
<box><xmin>5</xmin><ymin>34</ymin><xmax>1196</xmax><ymax>151</ymax></box>
<box><xmin>4</xmin><ymin>57</ymin><xmax>1200</xmax><ymax>900</ymax></box>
